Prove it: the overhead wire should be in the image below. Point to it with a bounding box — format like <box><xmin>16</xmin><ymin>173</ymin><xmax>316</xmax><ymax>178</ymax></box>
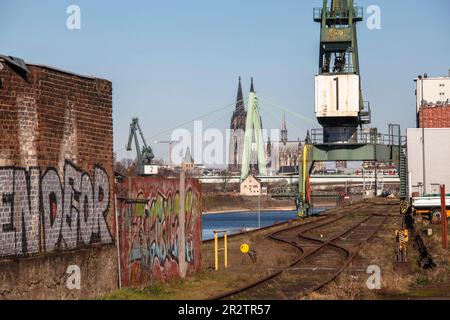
<box><xmin>260</xmin><ymin>99</ymin><xmax>307</xmax><ymax>138</ymax></box>
<box><xmin>259</xmin><ymin>96</ymin><xmax>316</xmax><ymax>125</ymax></box>
<box><xmin>148</xmin><ymin>98</ymin><xmax>247</xmax><ymax>140</ymax></box>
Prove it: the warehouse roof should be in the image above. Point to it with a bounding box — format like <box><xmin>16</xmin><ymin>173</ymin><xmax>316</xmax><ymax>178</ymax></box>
<box><xmin>0</xmin><ymin>54</ymin><xmax>107</xmax><ymax>81</ymax></box>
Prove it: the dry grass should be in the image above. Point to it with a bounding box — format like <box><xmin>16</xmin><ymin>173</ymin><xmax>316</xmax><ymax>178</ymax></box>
<box><xmin>407</xmin><ymin>216</ymin><xmax>450</xmax><ymax>292</ymax></box>
<box><xmin>304</xmin><ymin>211</ymin><xmax>450</xmax><ymax>300</ymax></box>
<box><xmin>304</xmin><ymin>278</ymin><xmax>375</xmax><ymax>300</ymax></box>
<box><xmin>103</xmin><ymin>217</ymin><xmax>324</xmax><ymax>300</ymax></box>
<box><xmin>303</xmin><ymin>205</ymin><xmax>410</xmax><ymax>300</ymax></box>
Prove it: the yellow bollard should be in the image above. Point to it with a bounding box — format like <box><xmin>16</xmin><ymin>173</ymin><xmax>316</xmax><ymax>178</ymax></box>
<box><xmin>224</xmin><ymin>233</ymin><xmax>228</xmax><ymax>268</ymax></box>
<box><xmin>213</xmin><ymin>231</ymin><xmax>229</xmax><ymax>271</ymax></box>
<box><xmin>214</xmin><ymin>231</ymin><xmax>218</xmax><ymax>271</ymax></box>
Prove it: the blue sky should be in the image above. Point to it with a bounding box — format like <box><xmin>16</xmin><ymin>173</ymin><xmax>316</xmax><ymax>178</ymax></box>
<box><xmin>1</xmin><ymin>0</ymin><xmax>449</xmax><ymax>162</ymax></box>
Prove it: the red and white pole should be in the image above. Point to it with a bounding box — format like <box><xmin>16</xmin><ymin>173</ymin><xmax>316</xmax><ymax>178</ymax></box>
<box><xmin>441</xmin><ymin>184</ymin><xmax>447</xmax><ymax>250</ymax></box>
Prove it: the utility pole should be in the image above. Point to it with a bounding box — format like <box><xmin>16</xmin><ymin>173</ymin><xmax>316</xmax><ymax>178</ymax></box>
<box><xmin>258</xmin><ymin>192</ymin><xmax>261</xmax><ymax>229</ymax></box>
<box><xmin>441</xmin><ymin>184</ymin><xmax>448</xmax><ymax>250</ymax></box>
<box><xmin>362</xmin><ymin>167</ymin><xmax>366</xmax><ymax>193</ymax></box>
<box><xmin>418</xmin><ymin>75</ymin><xmax>426</xmax><ymax>195</ymax></box>
<box><xmin>374</xmin><ymin>163</ymin><xmax>378</xmax><ymax>196</ymax></box>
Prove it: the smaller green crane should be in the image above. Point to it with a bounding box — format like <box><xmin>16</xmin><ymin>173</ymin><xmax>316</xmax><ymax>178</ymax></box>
<box><xmin>126</xmin><ymin>118</ymin><xmax>154</xmax><ymax>175</ymax></box>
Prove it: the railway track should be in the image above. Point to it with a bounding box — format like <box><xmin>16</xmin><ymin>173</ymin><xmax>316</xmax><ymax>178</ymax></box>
<box><xmin>210</xmin><ymin>212</ymin><xmax>387</xmax><ymax>300</ymax></box>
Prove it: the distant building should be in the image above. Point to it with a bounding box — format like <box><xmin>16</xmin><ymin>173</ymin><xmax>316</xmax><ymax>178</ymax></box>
<box><xmin>415</xmin><ymin>72</ymin><xmax>450</xmax><ymax>128</ymax></box>
<box><xmin>362</xmin><ymin>161</ymin><xmax>393</xmax><ymax>170</ymax></box>
<box><xmin>277</xmin><ymin>113</ymin><xmax>301</xmax><ymax>174</ymax></box>
<box><xmin>336</xmin><ymin>161</ymin><xmax>347</xmax><ymax>170</ymax></box>
<box><xmin>266</xmin><ymin>141</ymin><xmax>302</xmax><ymax>174</ymax></box>
<box><xmin>182</xmin><ymin>147</ymin><xmax>194</xmax><ymax>171</ymax></box>
<box><xmin>265</xmin><ymin>114</ymin><xmax>301</xmax><ymax>175</ymax></box>
<box><xmin>312</xmin><ymin>161</ymin><xmax>326</xmax><ymax>174</ymax></box>
<box><xmin>240</xmin><ymin>175</ymin><xmax>261</xmax><ymax>196</ymax></box>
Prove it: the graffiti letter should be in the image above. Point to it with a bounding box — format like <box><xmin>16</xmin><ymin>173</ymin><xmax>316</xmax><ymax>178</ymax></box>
<box><xmin>79</xmin><ymin>173</ymin><xmax>94</xmax><ymax>245</ymax></box>
<box><xmin>62</xmin><ymin>162</ymin><xmax>81</xmax><ymax>249</ymax></box>
<box><xmin>0</xmin><ymin>168</ymin><xmax>15</xmax><ymax>256</ymax></box>
<box><xmin>13</xmin><ymin>168</ymin><xmax>40</xmax><ymax>255</ymax></box>
<box><xmin>94</xmin><ymin>166</ymin><xmax>112</xmax><ymax>243</ymax></box>
<box><xmin>42</xmin><ymin>169</ymin><xmax>63</xmax><ymax>252</ymax></box>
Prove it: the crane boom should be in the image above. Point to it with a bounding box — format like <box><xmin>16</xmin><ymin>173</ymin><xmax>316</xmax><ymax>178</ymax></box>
<box><xmin>126</xmin><ymin>117</ymin><xmax>154</xmax><ymax>175</ymax></box>
<box><xmin>135</xmin><ymin>119</ymin><xmax>149</xmax><ymax>149</ymax></box>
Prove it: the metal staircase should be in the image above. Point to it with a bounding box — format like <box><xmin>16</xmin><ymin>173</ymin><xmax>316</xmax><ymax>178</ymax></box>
<box><xmin>399</xmin><ymin>144</ymin><xmax>408</xmax><ymax>200</ymax></box>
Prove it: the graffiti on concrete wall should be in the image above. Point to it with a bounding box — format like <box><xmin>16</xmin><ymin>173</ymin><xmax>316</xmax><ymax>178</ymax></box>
<box><xmin>0</xmin><ymin>160</ymin><xmax>113</xmax><ymax>257</ymax></box>
<box><xmin>118</xmin><ymin>177</ymin><xmax>201</xmax><ymax>286</ymax></box>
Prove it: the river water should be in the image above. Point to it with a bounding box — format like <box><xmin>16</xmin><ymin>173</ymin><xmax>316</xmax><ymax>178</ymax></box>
<box><xmin>202</xmin><ymin>207</ymin><xmax>331</xmax><ymax>240</ymax></box>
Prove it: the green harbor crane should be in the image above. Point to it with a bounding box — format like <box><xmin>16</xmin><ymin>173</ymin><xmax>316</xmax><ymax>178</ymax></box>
<box><xmin>297</xmin><ymin>0</ymin><xmax>407</xmax><ymax>218</ymax></box>
<box><xmin>126</xmin><ymin>117</ymin><xmax>155</xmax><ymax>176</ymax></box>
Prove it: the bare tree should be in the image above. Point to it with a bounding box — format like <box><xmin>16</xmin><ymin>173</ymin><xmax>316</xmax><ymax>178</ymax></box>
<box><xmin>218</xmin><ymin>169</ymin><xmax>233</xmax><ymax>192</ymax></box>
<box><xmin>114</xmin><ymin>158</ymin><xmax>137</xmax><ymax>177</ymax></box>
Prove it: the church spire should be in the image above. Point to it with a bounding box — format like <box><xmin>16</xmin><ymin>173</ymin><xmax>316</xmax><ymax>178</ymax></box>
<box><xmin>281</xmin><ymin>113</ymin><xmax>287</xmax><ymax>145</ymax></box>
<box><xmin>235</xmin><ymin>76</ymin><xmax>244</xmax><ymax>113</ymax></box>
<box><xmin>250</xmin><ymin>77</ymin><xmax>255</xmax><ymax>93</ymax></box>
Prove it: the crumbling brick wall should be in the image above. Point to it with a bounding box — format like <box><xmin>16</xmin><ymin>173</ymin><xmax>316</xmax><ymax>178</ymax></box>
<box><xmin>0</xmin><ymin>57</ymin><xmax>117</xmax><ymax>299</ymax></box>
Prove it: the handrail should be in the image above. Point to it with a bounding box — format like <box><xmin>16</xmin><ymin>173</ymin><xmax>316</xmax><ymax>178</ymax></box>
<box><xmin>310</xmin><ymin>128</ymin><xmax>407</xmax><ymax>146</ymax></box>
<box><xmin>313</xmin><ymin>6</ymin><xmax>363</xmax><ymax>21</ymax></box>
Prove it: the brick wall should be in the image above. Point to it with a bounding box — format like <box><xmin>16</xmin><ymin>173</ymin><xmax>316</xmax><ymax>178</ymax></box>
<box><xmin>0</xmin><ymin>58</ymin><xmax>117</xmax><ymax>298</ymax></box>
<box><xmin>417</xmin><ymin>105</ymin><xmax>450</xmax><ymax>128</ymax></box>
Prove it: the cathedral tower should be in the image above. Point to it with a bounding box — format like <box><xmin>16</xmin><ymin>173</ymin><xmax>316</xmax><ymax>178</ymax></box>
<box><xmin>228</xmin><ymin>77</ymin><xmax>247</xmax><ymax>172</ymax></box>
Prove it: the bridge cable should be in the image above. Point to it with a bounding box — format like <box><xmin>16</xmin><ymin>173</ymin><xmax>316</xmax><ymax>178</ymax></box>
<box><xmin>148</xmin><ymin>98</ymin><xmax>248</xmax><ymax>140</ymax></box>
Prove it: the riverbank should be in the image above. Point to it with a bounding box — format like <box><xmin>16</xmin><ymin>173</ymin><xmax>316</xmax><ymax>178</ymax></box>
<box><xmin>203</xmin><ymin>207</ymin><xmax>296</xmax><ymax>215</ymax></box>
<box><xmin>202</xmin><ymin>194</ymin><xmax>295</xmax><ymax>213</ymax></box>
<box><xmin>202</xmin><ymin>193</ymin><xmax>337</xmax><ymax>213</ymax></box>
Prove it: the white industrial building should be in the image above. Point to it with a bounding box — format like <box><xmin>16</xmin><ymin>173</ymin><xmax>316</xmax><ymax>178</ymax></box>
<box><xmin>407</xmin><ymin>128</ymin><xmax>450</xmax><ymax>196</ymax></box>
<box><xmin>415</xmin><ymin>73</ymin><xmax>450</xmax><ymax>112</ymax></box>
